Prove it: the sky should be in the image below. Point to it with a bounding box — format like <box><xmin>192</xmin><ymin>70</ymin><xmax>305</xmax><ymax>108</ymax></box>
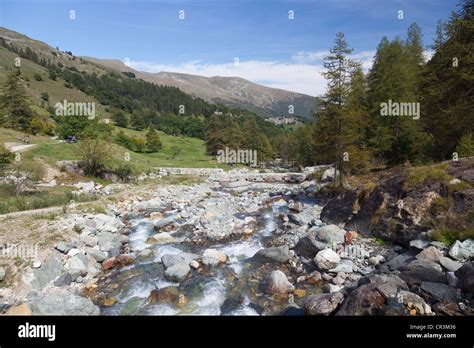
<box><xmin>0</xmin><ymin>0</ymin><xmax>458</xmax><ymax>96</ymax></box>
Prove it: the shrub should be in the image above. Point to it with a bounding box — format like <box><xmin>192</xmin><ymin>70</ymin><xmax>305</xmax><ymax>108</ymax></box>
<box><xmin>33</xmin><ymin>73</ymin><xmax>43</xmax><ymax>81</ymax></box>
<box><xmin>77</xmin><ymin>138</ymin><xmax>111</xmax><ymax>177</ymax></box>
<box><xmin>8</xmin><ymin>161</ymin><xmax>45</xmax><ymax>196</ymax></box>
<box><xmin>114</xmin><ymin>163</ymin><xmax>133</xmax><ymax>182</ymax></box>
<box><xmin>0</xmin><ymin>146</ymin><xmax>14</xmax><ymax>173</ymax></box>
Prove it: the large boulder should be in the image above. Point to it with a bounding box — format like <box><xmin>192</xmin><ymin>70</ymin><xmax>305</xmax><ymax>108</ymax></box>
<box><xmin>146</xmin><ymin>232</ymin><xmax>176</xmax><ymax>245</ymax></box>
<box><xmin>264</xmin><ymin>270</ymin><xmax>294</xmax><ymax>294</ymax></box>
<box><xmin>294</xmin><ymin>225</ymin><xmax>345</xmax><ymax>258</ymax></box>
<box><xmin>336</xmin><ymin>274</ymin><xmax>409</xmax><ymax>315</ymax></box>
<box><xmin>28</xmin><ymin>255</ymin><xmax>63</xmax><ymax>290</ymax></box>
<box><xmin>30</xmin><ymin>293</ymin><xmax>100</xmax><ymax>315</ymax></box>
<box><xmin>439</xmin><ymin>257</ymin><xmax>463</xmax><ymax>272</ymax></box>
<box><xmin>148</xmin><ymin>286</ymin><xmax>181</xmax><ymax>304</ymax></box>
<box><xmin>420</xmin><ymin>282</ymin><xmax>461</xmax><ymax>302</ymax></box>
<box><xmin>304</xmin><ymin>292</ymin><xmax>344</xmax><ymax>316</ymax></box>
<box><xmin>399</xmin><ymin>260</ymin><xmax>447</xmax><ymax>286</ymax></box>
<box><xmin>314</xmin><ymin>249</ymin><xmax>340</xmax><ymax>271</ymax></box>
<box><xmin>455</xmin><ymin>262</ymin><xmax>474</xmax><ymax>294</ymax></box>
<box><xmin>164</xmin><ymin>262</ymin><xmax>191</xmax><ymax>282</ymax></box>
<box><xmin>448</xmin><ymin>239</ymin><xmax>474</xmax><ymax>262</ymax></box>
<box><xmin>252</xmin><ymin>245</ymin><xmax>290</xmax><ymax>263</ymax></box>
<box><xmin>415</xmin><ymin>246</ymin><xmax>443</xmax><ymax>262</ymax></box>
<box><xmin>161</xmin><ymin>253</ymin><xmax>199</xmax><ymax>268</ymax></box>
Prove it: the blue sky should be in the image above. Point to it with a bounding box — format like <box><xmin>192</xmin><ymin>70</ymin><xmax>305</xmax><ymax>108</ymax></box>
<box><xmin>0</xmin><ymin>0</ymin><xmax>458</xmax><ymax>96</ymax></box>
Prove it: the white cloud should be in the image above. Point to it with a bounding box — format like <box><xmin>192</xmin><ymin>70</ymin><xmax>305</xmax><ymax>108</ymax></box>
<box><xmin>291</xmin><ymin>50</ymin><xmax>329</xmax><ymax>64</ymax></box>
<box><xmin>126</xmin><ymin>50</ymin><xmax>377</xmax><ymax>97</ymax></box>
<box><xmin>128</xmin><ymin>59</ymin><xmax>327</xmax><ymax>97</ymax></box>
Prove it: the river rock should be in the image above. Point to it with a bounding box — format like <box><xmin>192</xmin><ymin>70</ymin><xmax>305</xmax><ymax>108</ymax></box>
<box><xmin>314</xmin><ymin>249</ymin><xmax>340</xmax><ymax>271</ymax></box>
<box><xmin>369</xmin><ymin>255</ymin><xmax>385</xmax><ymax>266</ymax></box>
<box><xmin>161</xmin><ymin>253</ymin><xmax>199</xmax><ymax>268</ymax></box>
<box><xmin>294</xmin><ymin>233</ymin><xmax>328</xmax><ymax>258</ymax></box>
<box><xmin>55</xmin><ymin>242</ymin><xmax>74</xmax><ymax>254</ymax></box>
<box><xmin>102</xmin><ymin>255</ymin><xmax>134</xmax><ymax>271</ymax></box>
<box><xmin>164</xmin><ymin>262</ymin><xmax>191</xmax><ymax>282</ymax></box>
<box><xmin>146</xmin><ymin>232</ymin><xmax>176</xmax><ymax>244</ymax></box>
<box><xmin>6</xmin><ymin>303</ymin><xmax>32</xmax><ymax>315</ymax></box>
<box><xmin>409</xmin><ymin>239</ymin><xmax>430</xmax><ymax>251</ymax></box>
<box><xmin>400</xmin><ymin>260</ymin><xmax>447</xmax><ymax>286</ymax></box>
<box><xmin>336</xmin><ymin>274</ymin><xmax>409</xmax><ymax>315</ymax></box>
<box><xmin>148</xmin><ymin>286</ymin><xmax>180</xmax><ymax>304</ymax></box>
<box><xmin>53</xmin><ymin>272</ymin><xmax>72</xmax><ymax>287</ymax></box>
<box><xmin>252</xmin><ymin>245</ymin><xmax>290</xmax><ymax>263</ymax></box>
<box><xmin>446</xmin><ymin>272</ymin><xmax>459</xmax><ymax>287</ymax></box>
<box><xmin>328</xmin><ymin>259</ymin><xmax>353</xmax><ymax>273</ymax></box>
<box><xmin>203</xmin><ymin>249</ymin><xmax>227</xmax><ymax>263</ymax></box>
<box><xmin>304</xmin><ymin>292</ymin><xmax>344</xmax><ymax>315</ymax></box>
<box><xmin>323</xmin><ymin>284</ymin><xmax>343</xmax><ymax>293</ymax></box>
<box><xmin>153</xmin><ymin>217</ymin><xmax>176</xmax><ymax>231</ymax></box>
<box><xmin>29</xmin><ymin>293</ymin><xmax>100</xmax><ymax>315</ymax></box>
<box><xmin>454</xmin><ymin>262</ymin><xmax>474</xmax><ymax>293</ymax></box>
<box><xmin>29</xmin><ymin>255</ymin><xmax>63</xmax><ymax>290</ymax></box>
<box><xmin>86</xmin><ymin>248</ymin><xmax>108</xmax><ymax>263</ymax></box>
<box><xmin>314</xmin><ymin>224</ymin><xmax>345</xmax><ymax>244</ymax></box>
<box><xmin>420</xmin><ymin>282</ymin><xmax>460</xmax><ymax>302</ymax></box>
<box><xmin>397</xmin><ymin>290</ymin><xmax>432</xmax><ymax>315</ymax></box>
<box><xmin>264</xmin><ymin>270</ymin><xmax>294</xmax><ymax>294</ymax></box>
<box><xmin>439</xmin><ymin>257</ymin><xmax>462</xmax><ymax>272</ymax></box>
<box><xmin>65</xmin><ymin>255</ymin><xmax>88</xmax><ymax>276</ymax></box>
<box><xmin>386</xmin><ymin>253</ymin><xmax>414</xmax><ymax>271</ymax></box>
<box><xmin>0</xmin><ymin>267</ymin><xmax>5</xmax><ymax>281</ymax></box>
<box><xmin>416</xmin><ymin>246</ymin><xmax>443</xmax><ymax>262</ymax></box>
<box><xmin>289</xmin><ymin>202</ymin><xmax>303</xmax><ymax>213</ymax></box>
<box><xmin>288</xmin><ymin>214</ymin><xmax>304</xmax><ymax>226</ymax></box>
<box><xmin>448</xmin><ymin>239</ymin><xmax>474</xmax><ymax>262</ymax></box>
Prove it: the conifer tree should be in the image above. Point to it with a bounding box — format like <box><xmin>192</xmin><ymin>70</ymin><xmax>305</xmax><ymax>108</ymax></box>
<box><xmin>146</xmin><ymin>125</ymin><xmax>162</xmax><ymax>152</ymax></box>
<box><xmin>0</xmin><ymin>69</ymin><xmax>34</xmax><ymax>132</ymax></box>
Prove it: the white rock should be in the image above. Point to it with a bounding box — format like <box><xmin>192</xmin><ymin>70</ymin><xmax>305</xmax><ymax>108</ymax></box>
<box><xmin>314</xmin><ymin>249</ymin><xmax>341</xmax><ymax>270</ymax></box>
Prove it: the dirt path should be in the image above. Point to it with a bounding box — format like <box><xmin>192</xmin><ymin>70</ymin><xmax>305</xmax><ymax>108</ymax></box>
<box><xmin>4</xmin><ymin>142</ymin><xmax>37</xmax><ymax>153</ymax></box>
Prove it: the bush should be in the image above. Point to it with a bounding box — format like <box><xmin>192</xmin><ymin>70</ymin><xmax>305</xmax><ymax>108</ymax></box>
<box><xmin>0</xmin><ymin>146</ymin><xmax>14</xmax><ymax>173</ymax></box>
<box><xmin>33</xmin><ymin>73</ymin><xmax>43</xmax><ymax>81</ymax></box>
<box><xmin>8</xmin><ymin>161</ymin><xmax>45</xmax><ymax>196</ymax></box>
<box><xmin>77</xmin><ymin>138</ymin><xmax>111</xmax><ymax>177</ymax></box>
<box><xmin>30</xmin><ymin>116</ymin><xmax>54</xmax><ymax>135</ymax></box>
<box><xmin>114</xmin><ymin>163</ymin><xmax>133</xmax><ymax>182</ymax></box>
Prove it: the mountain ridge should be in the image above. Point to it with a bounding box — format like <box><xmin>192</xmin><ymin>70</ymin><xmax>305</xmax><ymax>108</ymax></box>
<box><xmin>82</xmin><ymin>57</ymin><xmax>318</xmax><ymax>119</ymax></box>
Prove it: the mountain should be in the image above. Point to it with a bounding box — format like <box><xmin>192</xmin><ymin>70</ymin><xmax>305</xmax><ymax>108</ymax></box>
<box><xmin>82</xmin><ymin>58</ymin><xmax>318</xmax><ymax>119</ymax></box>
<box><xmin>0</xmin><ymin>27</ymin><xmax>317</xmax><ymax>119</ymax></box>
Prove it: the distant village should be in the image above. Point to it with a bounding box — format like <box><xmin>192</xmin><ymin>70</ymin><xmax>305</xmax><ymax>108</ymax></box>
<box><xmin>264</xmin><ymin>116</ymin><xmax>302</xmax><ymax>125</ymax></box>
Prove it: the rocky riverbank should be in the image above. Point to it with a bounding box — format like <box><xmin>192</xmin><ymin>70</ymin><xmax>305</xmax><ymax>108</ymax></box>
<box><xmin>0</xmin><ymin>163</ymin><xmax>473</xmax><ymax>316</ymax></box>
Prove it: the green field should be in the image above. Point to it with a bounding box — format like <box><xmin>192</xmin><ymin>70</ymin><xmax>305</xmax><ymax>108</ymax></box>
<box><xmin>1</xmin><ymin>126</ymin><xmax>228</xmax><ymax>173</ymax></box>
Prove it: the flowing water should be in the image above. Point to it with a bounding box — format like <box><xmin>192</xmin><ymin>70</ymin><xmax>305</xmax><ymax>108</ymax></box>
<box><xmin>96</xmin><ymin>192</ymin><xmax>323</xmax><ymax>315</ymax></box>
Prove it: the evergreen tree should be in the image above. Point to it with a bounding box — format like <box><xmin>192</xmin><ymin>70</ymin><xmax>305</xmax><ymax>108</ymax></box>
<box><xmin>0</xmin><ymin>69</ymin><xmax>35</xmax><ymax>132</ymax></box>
<box><xmin>130</xmin><ymin>110</ymin><xmax>146</xmax><ymax>130</ymax></box>
<box><xmin>314</xmin><ymin>33</ymin><xmax>358</xmax><ymax>185</ymax></box>
<box><xmin>367</xmin><ymin>35</ymin><xmax>430</xmax><ymax>165</ymax></box>
<box><xmin>223</xmin><ymin>117</ymin><xmax>243</xmax><ymax>150</ymax></box>
<box><xmin>146</xmin><ymin>126</ymin><xmax>162</xmax><ymax>152</ymax></box>
<box><xmin>420</xmin><ymin>0</ymin><xmax>474</xmax><ymax>160</ymax></box>
<box><xmin>113</xmin><ymin>110</ymin><xmax>129</xmax><ymax>128</ymax></box>
<box><xmin>205</xmin><ymin>114</ymin><xmax>226</xmax><ymax>155</ymax></box>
